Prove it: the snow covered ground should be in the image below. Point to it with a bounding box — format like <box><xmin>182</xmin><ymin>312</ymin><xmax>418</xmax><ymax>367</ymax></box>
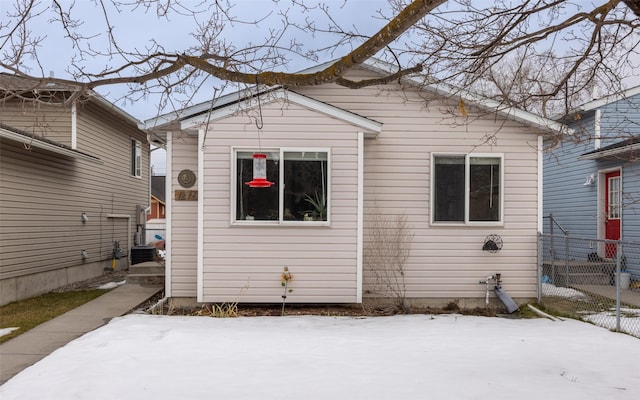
<box><xmin>1</xmin><ymin>314</ymin><xmax>638</xmax><ymax>399</ymax></box>
<box><xmin>541</xmin><ymin>282</ymin><xmax>640</xmax><ymax>337</ymax></box>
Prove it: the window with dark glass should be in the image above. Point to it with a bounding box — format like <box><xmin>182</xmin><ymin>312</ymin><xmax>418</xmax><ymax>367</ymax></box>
<box><xmin>236</xmin><ymin>150</ymin><xmax>328</xmax><ymax>223</ymax></box>
<box><xmin>469</xmin><ymin>157</ymin><xmax>501</xmax><ymax>221</ymax></box>
<box><xmin>434</xmin><ymin>156</ymin><xmax>465</xmax><ymax>222</ymax></box>
<box><xmin>131</xmin><ymin>139</ymin><xmax>142</xmax><ymax>177</ymax></box>
<box><xmin>433</xmin><ymin>155</ymin><xmax>501</xmax><ymax>223</ymax></box>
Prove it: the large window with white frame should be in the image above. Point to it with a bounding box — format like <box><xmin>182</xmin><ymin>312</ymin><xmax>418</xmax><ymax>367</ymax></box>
<box><xmin>235</xmin><ymin>149</ymin><xmax>329</xmax><ymax>223</ymax></box>
<box><xmin>432</xmin><ymin>154</ymin><xmax>503</xmax><ymax>224</ymax></box>
<box><xmin>131</xmin><ymin>139</ymin><xmax>142</xmax><ymax>177</ymax></box>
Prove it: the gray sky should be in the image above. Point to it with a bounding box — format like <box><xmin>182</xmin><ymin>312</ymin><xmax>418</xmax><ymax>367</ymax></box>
<box><xmin>15</xmin><ymin>0</ymin><xmax>393</xmax><ymax>120</ymax></box>
<box><xmin>6</xmin><ymin>0</ymin><xmax>396</xmax><ymax>174</ymax></box>
<box><xmin>4</xmin><ymin>1</ymin><xmax>639</xmax><ymax>175</ymax></box>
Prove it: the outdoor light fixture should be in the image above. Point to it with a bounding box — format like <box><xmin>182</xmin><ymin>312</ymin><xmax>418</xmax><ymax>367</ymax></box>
<box><xmin>245</xmin><ymin>153</ymin><xmax>274</xmax><ymax>188</ymax></box>
<box><xmin>81</xmin><ymin>250</ymin><xmax>88</xmax><ymax>260</ymax></box>
<box><xmin>583</xmin><ymin>173</ymin><xmax>595</xmax><ymax>186</ymax></box>
<box><xmin>81</xmin><ymin>212</ymin><xmax>89</xmax><ymax>223</ymax></box>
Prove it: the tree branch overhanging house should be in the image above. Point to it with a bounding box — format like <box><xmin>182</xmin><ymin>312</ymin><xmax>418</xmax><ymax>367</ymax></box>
<box><xmin>142</xmin><ymin>58</ymin><xmax>567</xmax><ymax>309</ymax></box>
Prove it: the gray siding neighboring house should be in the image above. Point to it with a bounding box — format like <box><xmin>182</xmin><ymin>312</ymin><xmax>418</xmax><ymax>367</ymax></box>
<box><xmin>543</xmin><ymin>86</ymin><xmax>640</xmax><ymax>280</ymax></box>
<box><xmin>0</xmin><ymin>78</ymin><xmax>151</xmax><ymax>305</ymax></box>
<box><xmin>144</xmin><ymin>59</ymin><xmax>565</xmax><ymax>307</ymax></box>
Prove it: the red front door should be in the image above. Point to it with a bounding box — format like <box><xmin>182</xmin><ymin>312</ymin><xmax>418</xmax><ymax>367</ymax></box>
<box><xmin>605</xmin><ymin>171</ymin><xmax>621</xmax><ymax>258</ymax></box>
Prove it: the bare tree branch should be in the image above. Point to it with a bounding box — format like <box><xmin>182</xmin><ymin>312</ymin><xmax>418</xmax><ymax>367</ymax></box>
<box><xmin>1</xmin><ymin>0</ymin><xmax>639</xmax><ymax>118</ymax></box>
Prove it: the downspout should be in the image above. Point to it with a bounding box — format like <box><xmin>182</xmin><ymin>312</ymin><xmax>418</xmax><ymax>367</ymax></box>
<box><xmin>356</xmin><ymin>131</ymin><xmax>364</xmax><ymax>303</ymax></box>
<box><xmin>593</xmin><ymin>86</ymin><xmax>601</xmax><ymax>150</ymax></box>
<box><xmin>537</xmin><ymin>135</ymin><xmax>543</xmax><ymax>233</ymax></box>
<box><xmin>197</xmin><ymin>128</ymin><xmax>205</xmax><ymax>303</ymax></box>
<box><xmin>594</xmin><ymin>109</ymin><xmax>601</xmax><ymax>150</ymax></box>
<box><xmin>164</xmin><ymin>132</ymin><xmax>173</xmax><ymax>297</ymax></box>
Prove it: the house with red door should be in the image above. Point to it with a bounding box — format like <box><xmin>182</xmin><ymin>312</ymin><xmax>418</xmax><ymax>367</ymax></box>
<box><xmin>543</xmin><ymin>86</ymin><xmax>640</xmax><ymax>282</ymax></box>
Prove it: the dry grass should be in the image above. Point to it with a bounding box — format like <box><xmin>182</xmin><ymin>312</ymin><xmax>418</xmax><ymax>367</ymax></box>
<box><xmin>0</xmin><ymin>290</ymin><xmax>108</xmax><ymax>344</ymax></box>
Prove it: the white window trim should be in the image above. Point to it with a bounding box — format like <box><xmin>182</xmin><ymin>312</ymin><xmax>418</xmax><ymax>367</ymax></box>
<box><xmin>231</xmin><ymin>147</ymin><xmax>331</xmax><ymax>226</ymax></box>
<box><xmin>430</xmin><ymin>152</ymin><xmax>504</xmax><ymax>226</ymax></box>
<box><xmin>131</xmin><ymin>138</ymin><xmax>142</xmax><ymax>178</ymax></box>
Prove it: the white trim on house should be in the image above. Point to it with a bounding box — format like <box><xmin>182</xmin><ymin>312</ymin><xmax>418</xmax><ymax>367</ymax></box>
<box><xmin>427</xmin><ymin>83</ymin><xmax>568</xmax><ymax>136</ymax></box>
<box><xmin>321</xmin><ymin>58</ymin><xmax>568</xmax><ymax>136</ymax></box>
<box><xmin>0</xmin><ymin>126</ymin><xmax>102</xmax><ymax>163</ymax></box>
<box><xmin>140</xmin><ymin>90</ymin><xmax>248</xmax><ymax>132</ymax></box>
<box><xmin>142</xmin><ymin>58</ymin><xmax>567</xmax><ymax>140</ymax></box>
<box><xmin>538</xmin><ymin>136</ymin><xmax>543</xmax><ymax>233</ymax></box>
<box><xmin>575</xmin><ymin>85</ymin><xmax>640</xmax><ymax>113</ymax></box>
<box><xmin>231</xmin><ymin>147</ymin><xmax>332</xmax><ymax>226</ymax></box>
<box><xmin>88</xmin><ymin>92</ymin><xmax>143</xmax><ymax>127</ymax></box>
<box><xmin>597</xmin><ymin>167</ymin><xmax>623</xmax><ymax>244</ymax></box>
<box><xmin>356</xmin><ymin>131</ymin><xmax>364</xmax><ymax>303</ymax></box>
<box><xmin>180</xmin><ymin>89</ymin><xmax>383</xmax><ymax>137</ymax></box>
<box><xmin>71</xmin><ymin>102</ymin><xmax>77</xmax><ymax>149</ymax></box>
<box><xmin>197</xmin><ymin>128</ymin><xmax>205</xmax><ymax>302</ymax></box>
<box><xmin>578</xmin><ymin>143</ymin><xmax>640</xmax><ymax>160</ymax></box>
<box><xmin>549</xmin><ymin>85</ymin><xmax>640</xmax><ymax>124</ymax></box>
<box><xmin>165</xmin><ymin>132</ymin><xmax>173</xmax><ymax>296</ymax></box>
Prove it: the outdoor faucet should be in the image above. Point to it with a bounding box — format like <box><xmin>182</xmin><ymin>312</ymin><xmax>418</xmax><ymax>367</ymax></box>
<box><xmin>479</xmin><ymin>275</ymin><xmax>495</xmax><ymax>284</ymax></box>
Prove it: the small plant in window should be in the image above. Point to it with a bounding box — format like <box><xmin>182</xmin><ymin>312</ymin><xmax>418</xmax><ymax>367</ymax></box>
<box><xmin>304</xmin><ymin>191</ymin><xmax>327</xmax><ymax>221</ymax></box>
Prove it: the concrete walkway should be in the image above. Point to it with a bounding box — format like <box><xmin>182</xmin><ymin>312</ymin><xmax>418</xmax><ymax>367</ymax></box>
<box><xmin>574</xmin><ymin>284</ymin><xmax>640</xmax><ymax>307</ymax></box>
<box><xmin>0</xmin><ymin>283</ymin><xmax>162</xmax><ymax>385</ymax></box>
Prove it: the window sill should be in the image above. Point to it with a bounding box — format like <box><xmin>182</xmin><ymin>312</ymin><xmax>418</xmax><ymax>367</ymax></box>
<box><xmin>232</xmin><ymin>220</ymin><xmax>330</xmax><ymax>227</ymax></box>
<box><xmin>430</xmin><ymin>221</ymin><xmax>504</xmax><ymax>227</ymax></box>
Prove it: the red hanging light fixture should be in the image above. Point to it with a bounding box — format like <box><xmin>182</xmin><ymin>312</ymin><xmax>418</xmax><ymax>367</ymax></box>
<box><xmin>245</xmin><ymin>152</ymin><xmax>274</xmax><ymax>188</ymax></box>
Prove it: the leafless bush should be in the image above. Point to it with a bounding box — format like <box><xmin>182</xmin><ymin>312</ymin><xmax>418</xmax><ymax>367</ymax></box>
<box><xmin>363</xmin><ymin>210</ymin><xmax>413</xmax><ymax>311</ymax></box>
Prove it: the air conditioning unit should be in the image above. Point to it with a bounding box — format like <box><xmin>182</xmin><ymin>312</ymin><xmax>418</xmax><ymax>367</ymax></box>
<box><xmin>131</xmin><ymin>246</ymin><xmax>156</xmax><ymax>265</ymax></box>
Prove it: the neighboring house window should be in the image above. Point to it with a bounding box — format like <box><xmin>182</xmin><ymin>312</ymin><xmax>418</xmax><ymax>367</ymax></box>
<box><xmin>131</xmin><ymin>139</ymin><xmax>142</xmax><ymax>177</ymax></box>
<box><xmin>235</xmin><ymin>149</ymin><xmax>329</xmax><ymax>223</ymax></box>
<box><xmin>432</xmin><ymin>154</ymin><xmax>503</xmax><ymax>224</ymax></box>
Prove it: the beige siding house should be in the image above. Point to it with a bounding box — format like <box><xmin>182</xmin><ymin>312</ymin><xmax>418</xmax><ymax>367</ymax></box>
<box><xmin>144</xmin><ymin>60</ymin><xmax>565</xmax><ymax>308</ymax></box>
<box><xmin>0</xmin><ymin>78</ymin><xmax>151</xmax><ymax>305</ymax></box>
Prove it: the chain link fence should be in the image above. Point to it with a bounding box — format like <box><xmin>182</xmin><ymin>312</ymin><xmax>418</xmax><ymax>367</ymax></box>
<box><xmin>538</xmin><ymin>232</ymin><xmax>640</xmax><ymax>338</ymax></box>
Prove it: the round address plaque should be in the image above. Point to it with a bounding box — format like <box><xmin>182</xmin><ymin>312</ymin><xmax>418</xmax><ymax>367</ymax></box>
<box><xmin>178</xmin><ymin>169</ymin><xmax>196</xmax><ymax>188</ymax></box>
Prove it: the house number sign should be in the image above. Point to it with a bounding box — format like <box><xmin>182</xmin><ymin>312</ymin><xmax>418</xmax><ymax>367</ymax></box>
<box><xmin>175</xmin><ymin>190</ymin><xmax>198</xmax><ymax>201</ymax></box>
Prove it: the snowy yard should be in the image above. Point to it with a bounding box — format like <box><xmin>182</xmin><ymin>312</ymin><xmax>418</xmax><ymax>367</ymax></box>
<box><xmin>1</xmin><ymin>314</ymin><xmax>639</xmax><ymax>399</ymax></box>
<box><xmin>541</xmin><ymin>282</ymin><xmax>640</xmax><ymax>337</ymax></box>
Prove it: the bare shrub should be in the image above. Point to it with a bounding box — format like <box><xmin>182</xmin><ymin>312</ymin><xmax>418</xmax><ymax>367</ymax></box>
<box><xmin>363</xmin><ymin>210</ymin><xmax>413</xmax><ymax>311</ymax></box>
